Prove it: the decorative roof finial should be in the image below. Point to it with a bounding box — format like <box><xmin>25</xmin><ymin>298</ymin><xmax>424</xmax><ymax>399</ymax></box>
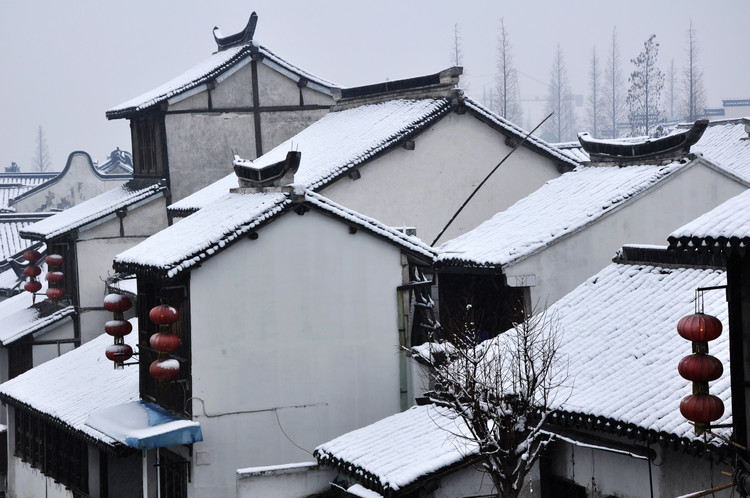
<box><xmin>213</xmin><ymin>12</ymin><xmax>258</xmax><ymax>51</ymax></box>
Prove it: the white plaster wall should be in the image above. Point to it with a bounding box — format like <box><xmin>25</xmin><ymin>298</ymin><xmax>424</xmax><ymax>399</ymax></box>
<box><xmin>32</xmin><ymin>319</ymin><xmax>76</xmax><ymax>366</ymax></box>
<box><xmin>260</xmin><ymin>109</ymin><xmax>329</xmax><ymax>156</ymax></box>
<box><xmin>210</xmin><ymin>60</ymin><xmax>255</xmax><ymax>108</ymax></box>
<box><xmin>432</xmin><ymin>465</ymin><xmax>497</xmax><ymax>497</ymax></box>
<box><xmin>256</xmin><ymin>63</ymin><xmax>307</xmax><ymax>107</ymax></box>
<box><xmin>320</xmin><ymin>112</ymin><xmax>562</xmax><ymax>244</ymax></box>
<box><xmin>8</xmin><ymin>459</ymin><xmax>74</xmax><ymax>498</ymax></box>
<box><xmin>188</xmin><ymin>210</ymin><xmax>404</xmax><ymax>497</ymax></box>
<box><xmin>506</xmin><ymin>162</ymin><xmax>748</xmax><ymax>309</ymax></box>
<box><xmin>236</xmin><ymin>463</ymin><xmax>334</xmax><ymax>498</ymax></box>
<box><xmin>12</xmin><ymin>152</ymin><xmax>127</xmax><ymax>213</ymax></box>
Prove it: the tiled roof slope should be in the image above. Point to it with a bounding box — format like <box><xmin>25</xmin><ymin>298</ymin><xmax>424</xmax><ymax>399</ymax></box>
<box><xmin>315</xmin><ymin>404</ymin><xmax>479</xmax><ymax>495</ymax></box>
<box><xmin>668</xmin><ymin>188</ymin><xmax>750</xmax><ymax>253</ymax></box>
<box><xmin>106</xmin><ymin>44</ymin><xmax>337</xmax><ymax>119</ymax></box>
<box><xmin>20</xmin><ymin>180</ymin><xmax>166</xmax><ymax>241</ymax></box>
<box><xmin>169</xmin><ymin>98</ymin><xmax>453</xmax><ymax>214</ymax></box>
<box><xmin>438</xmin><ymin>162</ymin><xmax>685</xmax><ymax>267</ymax></box>
<box><xmin>0</xmin><ymin>173</ymin><xmax>57</xmax><ymax>212</ymax></box>
<box><xmin>115</xmin><ymin>188</ymin><xmax>436</xmax><ymax>279</ymax></box>
<box><xmin>546</xmin><ymin>258</ymin><xmax>729</xmax><ymax>444</ymax></box>
<box><xmin>0</xmin><ymin>214</ymin><xmax>52</xmax><ymax>260</ymax></box>
<box><xmin>0</xmin><ymin>299</ymin><xmax>75</xmax><ymax>346</ymax></box>
<box><xmin>0</xmin><ymin>329</ymin><xmax>139</xmax><ymax>448</ymax></box>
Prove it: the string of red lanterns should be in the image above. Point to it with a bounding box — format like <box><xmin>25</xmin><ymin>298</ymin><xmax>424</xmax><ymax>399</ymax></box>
<box><xmin>22</xmin><ymin>250</ymin><xmax>43</xmax><ymax>301</ymax></box>
<box><xmin>677</xmin><ymin>311</ymin><xmax>725</xmax><ymax>435</ymax></box>
<box><xmin>45</xmin><ymin>254</ymin><xmax>64</xmax><ymax>302</ymax></box>
<box><xmin>149</xmin><ymin>304</ymin><xmax>181</xmax><ymax>381</ymax></box>
<box><xmin>103</xmin><ymin>294</ymin><xmax>134</xmax><ymax>369</ymax></box>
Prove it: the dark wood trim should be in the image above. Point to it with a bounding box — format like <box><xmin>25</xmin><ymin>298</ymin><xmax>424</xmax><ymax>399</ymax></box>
<box><xmin>164</xmin><ymin>104</ymin><xmax>331</xmax><ymax>115</ymax></box>
<box><xmin>727</xmin><ymin>254</ymin><xmax>748</xmax><ymax>447</ymax></box>
<box><xmin>251</xmin><ymin>59</ymin><xmax>263</xmax><ymax>157</ymax></box>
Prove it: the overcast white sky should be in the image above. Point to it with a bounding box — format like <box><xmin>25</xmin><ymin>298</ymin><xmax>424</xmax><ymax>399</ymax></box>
<box><xmin>2</xmin><ymin>0</ymin><xmax>748</xmax><ymax>171</ymax></box>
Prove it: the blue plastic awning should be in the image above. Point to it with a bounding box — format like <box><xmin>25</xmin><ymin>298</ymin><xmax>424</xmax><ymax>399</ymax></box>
<box><xmin>85</xmin><ymin>400</ymin><xmax>203</xmax><ymax>450</ymax></box>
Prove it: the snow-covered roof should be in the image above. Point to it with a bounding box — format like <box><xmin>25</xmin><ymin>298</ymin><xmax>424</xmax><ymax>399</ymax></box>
<box><xmin>116</xmin><ymin>188</ymin><xmax>436</xmax><ymax>280</ymax></box>
<box><xmin>0</xmin><ymin>298</ymin><xmax>75</xmax><ymax>346</ymax></box>
<box><xmin>547</xmin><ymin>256</ymin><xmax>730</xmax><ymax>445</ymax></box>
<box><xmin>20</xmin><ymin>180</ymin><xmax>166</xmax><ymax>241</ymax></box>
<box><xmin>0</xmin><ymin>328</ymin><xmax>139</xmax><ymax>448</ymax></box>
<box><xmin>314</xmin><ymin>404</ymin><xmax>479</xmax><ymax>495</ymax></box>
<box><xmin>463</xmin><ymin>97</ymin><xmax>579</xmax><ymax>169</ymax></box>
<box><xmin>562</xmin><ymin>119</ymin><xmax>750</xmax><ymax>182</ymax></box>
<box><xmin>668</xmin><ymin>187</ymin><xmax>750</xmax><ymax>252</ymax></box>
<box><xmin>106</xmin><ymin>43</ymin><xmax>337</xmax><ymax>119</ymax></box>
<box><xmin>0</xmin><ymin>173</ymin><xmax>58</xmax><ymax>212</ymax></box>
<box><xmin>437</xmin><ymin>162</ymin><xmax>686</xmax><ymax>268</ymax></box>
<box><xmin>0</xmin><ymin>214</ymin><xmax>52</xmax><ymax>261</ymax></box>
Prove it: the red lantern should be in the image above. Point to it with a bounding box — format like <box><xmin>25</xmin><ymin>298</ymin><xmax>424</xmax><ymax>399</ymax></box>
<box><xmin>149</xmin><ymin>305</ymin><xmax>179</xmax><ymax>325</ymax></box>
<box><xmin>23</xmin><ymin>266</ymin><xmax>41</xmax><ymax>277</ymax></box>
<box><xmin>150</xmin><ymin>359</ymin><xmax>180</xmax><ymax>380</ymax></box>
<box><xmin>45</xmin><ymin>254</ymin><xmax>64</xmax><ymax>267</ymax></box>
<box><xmin>23</xmin><ymin>250</ymin><xmax>41</xmax><ymax>262</ymax></box>
<box><xmin>103</xmin><ymin>294</ymin><xmax>132</xmax><ymax>313</ymax></box>
<box><xmin>46</xmin><ymin>271</ymin><xmax>64</xmax><ymax>283</ymax></box>
<box><xmin>105</xmin><ymin>320</ymin><xmax>133</xmax><ymax>337</ymax></box>
<box><xmin>24</xmin><ymin>281</ymin><xmax>42</xmax><ymax>293</ymax></box>
<box><xmin>677</xmin><ymin>313</ymin><xmax>722</xmax><ymax>342</ymax></box>
<box><xmin>46</xmin><ymin>288</ymin><xmax>64</xmax><ymax>300</ymax></box>
<box><xmin>150</xmin><ymin>332</ymin><xmax>181</xmax><ymax>352</ymax></box>
<box><xmin>678</xmin><ymin>354</ymin><xmax>723</xmax><ymax>382</ymax></box>
<box><xmin>680</xmin><ymin>394</ymin><xmax>725</xmax><ymax>424</ymax></box>
<box><xmin>105</xmin><ymin>344</ymin><xmax>133</xmax><ymax>362</ymax></box>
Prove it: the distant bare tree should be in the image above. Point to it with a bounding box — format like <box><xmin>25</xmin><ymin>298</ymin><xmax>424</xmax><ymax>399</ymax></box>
<box><xmin>451</xmin><ymin>23</ymin><xmax>469</xmax><ymax>91</ymax></box>
<box><xmin>31</xmin><ymin>125</ymin><xmax>51</xmax><ymax>172</ymax></box>
<box><xmin>585</xmin><ymin>47</ymin><xmax>603</xmax><ymax>137</ymax></box>
<box><xmin>666</xmin><ymin>59</ymin><xmax>676</xmax><ymax>121</ymax></box>
<box><xmin>627</xmin><ymin>34</ymin><xmax>664</xmax><ymax>136</ymax></box>
<box><xmin>543</xmin><ymin>45</ymin><xmax>575</xmax><ymax>142</ymax></box>
<box><xmin>422</xmin><ymin>303</ymin><xmax>567</xmax><ymax>498</ymax></box>
<box><xmin>680</xmin><ymin>20</ymin><xmax>706</xmax><ymax>122</ymax></box>
<box><xmin>601</xmin><ymin>28</ymin><xmax>626</xmax><ymax>138</ymax></box>
<box><xmin>494</xmin><ymin>18</ymin><xmax>523</xmax><ymax>124</ymax></box>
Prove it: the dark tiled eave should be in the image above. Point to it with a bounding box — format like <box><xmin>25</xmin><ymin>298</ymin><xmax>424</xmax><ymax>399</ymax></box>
<box><xmin>668</xmin><ymin>236</ymin><xmax>750</xmax><ymax>258</ymax></box>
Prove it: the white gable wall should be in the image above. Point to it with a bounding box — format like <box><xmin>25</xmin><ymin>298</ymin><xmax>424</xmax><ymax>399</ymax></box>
<box><xmin>506</xmin><ymin>161</ymin><xmax>747</xmax><ymax>309</ymax></box>
<box><xmin>164</xmin><ymin>61</ymin><xmax>334</xmax><ymax>202</ymax></box>
<box><xmin>188</xmin><ymin>209</ymin><xmax>404</xmax><ymax>497</ymax></box>
<box><xmin>321</xmin><ymin>112</ymin><xmax>562</xmax><ymax>244</ymax></box>
<box><xmin>11</xmin><ymin>152</ymin><xmax>128</xmax><ymax>213</ymax></box>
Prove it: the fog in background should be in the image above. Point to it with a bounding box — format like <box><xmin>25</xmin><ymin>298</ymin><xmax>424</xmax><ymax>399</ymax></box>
<box><xmin>2</xmin><ymin>0</ymin><xmax>747</xmax><ymax>171</ymax></box>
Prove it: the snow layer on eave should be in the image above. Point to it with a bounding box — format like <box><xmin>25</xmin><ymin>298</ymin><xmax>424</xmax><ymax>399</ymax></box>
<box><xmin>169</xmin><ymin>173</ymin><xmax>239</xmax><ymax>215</ymax></box>
<box><xmin>544</xmin><ymin>262</ymin><xmax>730</xmax><ymax>441</ymax></box>
<box><xmin>0</xmin><ymin>327</ymin><xmax>139</xmax><ymax>446</ymax></box>
<box><xmin>0</xmin><ymin>219</ymin><xmax>41</xmax><ymax>259</ymax></box>
<box><xmin>315</xmin><ymin>405</ymin><xmax>478</xmax><ymax>492</ymax></box>
<box><xmin>0</xmin><ymin>304</ymin><xmax>75</xmax><ymax>346</ymax></box>
<box><xmin>107</xmin><ymin>43</ymin><xmax>337</xmax><ymax>117</ymax></box>
<box><xmin>107</xmin><ymin>46</ymin><xmax>247</xmax><ymax>115</ymax></box>
<box><xmin>21</xmin><ymin>182</ymin><xmax>164</xmax><ymax>240</ymax></box>
<box><xmin>115</xmin><ymin>192</ymin><xmax>290</xmax><ymax>277</ymax></box>
<box><xmin>462</xmin><ymin>97</ymin><xmax>579</xmax><ymax>168</ymax></box>
<box><xmin>304</xmin><ymin>191</ymin><xmax>436</xmax><ymax>260</ymax></box>
<box><xmin>670</xmin><ymin>188</ymin><xmax>750</xmax><ymax>241</ymax></box>
<box><xmin>437</xmin><ymin>162</ymin><xmax>685</xmax><ymax>267</ymax></box>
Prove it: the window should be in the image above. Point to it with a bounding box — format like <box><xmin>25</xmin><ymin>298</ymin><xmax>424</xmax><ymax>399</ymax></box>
<box><xmin>138</xmin><ymin>277</ymin><xmax>192</xmax><ymax>416</ymax></box>
<box><xmin>159</xmin><ymin>449</ymin><xmax>189</xmax><ymax>498</ymax></box>
<box><xmin>131</xmin><ymin>114</ymin><xmax>166</xmax><ymax>177</ymax></box>
<box><xmin>14</xmin><ymin>407</ymin><xmax>88</xmax><ymax>494</ymax></box>
<box><xmin>8</xmin><ymin>338</ymin><xmax>32</xmax><ymax>379</ymax></box>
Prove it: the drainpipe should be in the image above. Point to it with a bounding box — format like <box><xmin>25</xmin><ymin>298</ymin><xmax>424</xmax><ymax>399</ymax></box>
<box><xmin>142</xmin><ymin>450</ymin><xmax>148</xmax><ymax>498</ymax></box>
<box><xmin>397</xmin><ymin>288</ymin><xmax>409</xmax><ymax>411</ymax></box>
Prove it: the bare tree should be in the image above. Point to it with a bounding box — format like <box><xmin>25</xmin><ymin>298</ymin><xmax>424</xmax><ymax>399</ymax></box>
<box><xmin>31</xmin><ymin>125</ymin><xmax>51</xmax><ymax>172</ymax></box>
<box><xmin>666</xmin><ymin>58</ymin><xmax>676</xmax><ymax>122</ymax></box>
<box><xmin>585</xmin><ymin>47</ymin><xmax>603</xmax><ymax>137</ymax></box>
<box><xmin>494</xmin><ymin>18</ymin><xmax>523</xmax><ymax>124</ymax></box>
<box><xmin>543</xmin><ymin>44</ymin><xmax>575</xmax><ymax>142</ymax></box>
<box><xmin>601</xmin><ymin>27</ymin><xmax>626</xmax><ymax>138</ymax></box>
<box><xmin>680</xmin><ymin>20</ymin><xmax>706</xmax><ymax>122</ymax></box>
<box><xmin>421</xmin><ymin>304</ymin><xmax>566</xmax><ymax>498</ymax></box>
<box><xmin>451</xmin><ymin>23</ymin><xmax>469</xmax><ymax>91</ymax></box>
<box><xmin>627</xmin><ymin>34</ymin><xmax>664</xmax><ymax>136</ymax></box>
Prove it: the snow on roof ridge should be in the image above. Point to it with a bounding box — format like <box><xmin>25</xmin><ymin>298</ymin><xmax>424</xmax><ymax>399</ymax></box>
<box><xmin>462</xmin><ymin>97</ymin><xmax>579</xmax><ymax>168</ymax></box>
<box><xmin>669</xmin><ymin>188</ymin><xmax>750</xmax><ymax>243</ymax></box>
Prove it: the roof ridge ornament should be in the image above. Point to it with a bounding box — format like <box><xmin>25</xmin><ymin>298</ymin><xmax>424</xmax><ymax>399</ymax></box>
<box><xmin>578</xmin><ymin>119</ymin><xmax>708</xmax><ymax>164</ymax></box>
<box><xmin>213</xmin><ymin>12</ymin><xmax>258</xmax><ymax>51</ymax></box>
<box><xmin>232</xmin><ymin>150</ymin><xmax>301</xmax><ymax>192</ymax></box>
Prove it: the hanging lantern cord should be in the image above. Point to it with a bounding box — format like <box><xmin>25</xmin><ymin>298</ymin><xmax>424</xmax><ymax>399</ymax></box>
<box><xmin>693</xmin><ymin>286</ymin><xmax>728</xmax><ymax>314</ymax></box>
